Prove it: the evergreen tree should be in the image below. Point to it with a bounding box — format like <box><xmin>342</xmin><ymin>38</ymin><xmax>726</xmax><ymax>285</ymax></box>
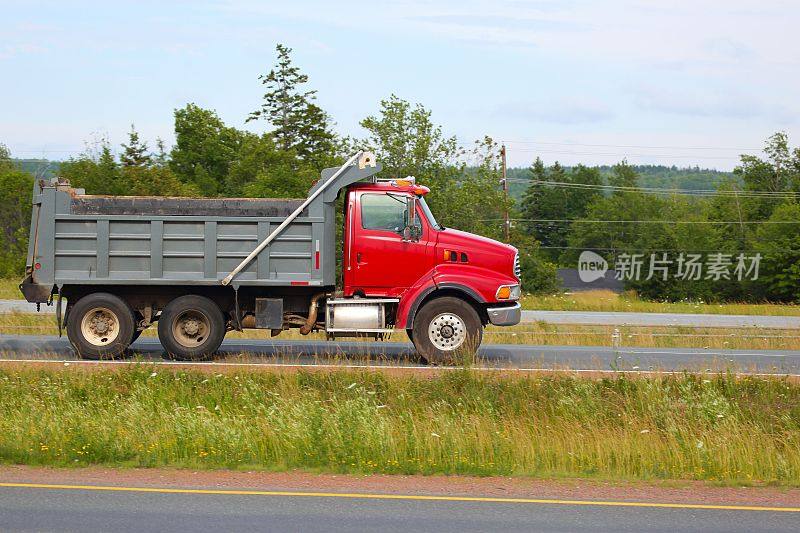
<box><xmin>247</xmin><ymin>44</ymin><xmax>336</xmax><ymax>169</ymax></box>
<box><xmin>120</xmin><ymin>125</ymin><xmax>151</xmax><ymax>167</ymax></box>
<box><xmin>153</xmin><ymin>138</ymin><xmax>169</xmax><ymax>167</ymax></box>
<box><xmin>608</xmin><ymin>159</ymin><xmax>638</xmax><ymax>188</ymax></box>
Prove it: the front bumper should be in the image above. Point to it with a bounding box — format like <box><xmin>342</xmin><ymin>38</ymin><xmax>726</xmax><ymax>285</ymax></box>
<box><xmin>486</xmin><ymin>302</ymin><xmax>521</xmax><ymax>326</ymax></box>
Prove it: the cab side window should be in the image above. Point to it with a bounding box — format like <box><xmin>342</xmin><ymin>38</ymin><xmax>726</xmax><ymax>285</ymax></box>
<box><xmin>361</xmin><ymin>194</ymin><xmax>421</xmax><ymax>233</ymax></box>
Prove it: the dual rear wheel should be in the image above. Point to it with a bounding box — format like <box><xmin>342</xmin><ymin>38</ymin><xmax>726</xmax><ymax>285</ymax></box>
<box><xmin>157</xmin><ymin>295</ymin><xmax>226</xmax><ymax>360</ymax></box>
<box><xmin>66</xmin><ymin>293</ymin><xmax>226</xmax><ymax>360</ymax></box>
<box><xmin>67</xmin><ymin>293</ymin><xmax>136</xmax><ymax>360</ymax></box>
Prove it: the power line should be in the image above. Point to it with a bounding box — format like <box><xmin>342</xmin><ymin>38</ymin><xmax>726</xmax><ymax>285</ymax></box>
<box><xmin>484</xmin><ymin>218</ymin><xmax>800</xmax><ymax>225</ymax></box>
<box><xmin>501</xmin><ymin>140</ymin><xmax>762</xmax><ymax>151</ymax></box>
<box><xmin>6</xmin><ymin>149</ymin><xmax>84</xmax><ymax>153</ymax></box>
<box><xmin>505</xmin><ymin>149</ymin><xmax>741</xmax><ymax>160</ymax></box>
<box><xmin>537</xmin><ymin>245</ymin><xmax>768</xmax><ymax>253</ymax></box>
<box><xmin>509</xmin><ymin>178</ymin><xmax>800</xmax><ymax>199</ymax></box>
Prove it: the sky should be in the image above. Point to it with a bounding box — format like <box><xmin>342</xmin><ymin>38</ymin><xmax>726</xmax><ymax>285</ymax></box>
<box><xmin>2</xmin><ymin>0</ymin><xmax>798</xmax><ymax>169</ymax></box>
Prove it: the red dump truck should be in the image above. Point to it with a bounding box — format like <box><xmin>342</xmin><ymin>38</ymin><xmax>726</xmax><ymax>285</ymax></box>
<box><xmin>20</xmin><ymin>152</ymin><xmax>521</xmax><ymax>363</ymax></box>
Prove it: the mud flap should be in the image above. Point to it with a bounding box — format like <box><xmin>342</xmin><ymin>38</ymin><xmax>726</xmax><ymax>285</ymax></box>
<box><xmin>56</xmin><ymin>289</ymin><xmax>63</xmax><ymax>337</ymax></box>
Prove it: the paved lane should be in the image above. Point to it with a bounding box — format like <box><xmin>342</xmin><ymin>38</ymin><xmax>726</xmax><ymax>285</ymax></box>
<box><xmin>1</xmin><ymin>335</ymin><xmax>799</xmax><ymax>374</ymax></box>
<box><xmin>522</xmin><ymin>310</ymin><xmax>800</xmax><ymax>328</ymax></box>
<box><xmin>5</xmin><ymin>299</ymin><xmax>800</xmax><ymax>328</ymax></box>
<box><xmin>0</xmin><ymin>484</ymin><xmax>797</xmax><ymax>533</ymax></box>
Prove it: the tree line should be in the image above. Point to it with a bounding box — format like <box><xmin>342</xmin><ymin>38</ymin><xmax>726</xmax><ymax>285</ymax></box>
<box><xmin>518</xmin><ymin>132</ymin><xmax>800</xmax><ymax>302</ymax></box>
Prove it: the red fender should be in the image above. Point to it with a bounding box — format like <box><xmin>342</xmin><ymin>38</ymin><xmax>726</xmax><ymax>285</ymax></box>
<box><xmin>395</xmin><ymin>264</ymin><xmax>518</xmax><ymax>329</ymax></box>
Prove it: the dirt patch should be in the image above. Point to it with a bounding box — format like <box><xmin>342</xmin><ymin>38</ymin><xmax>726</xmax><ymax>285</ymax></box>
<box><xmin>1</xmin><ymin>465</ymin><xmax>798</xmax><ymax>507</ymax></box>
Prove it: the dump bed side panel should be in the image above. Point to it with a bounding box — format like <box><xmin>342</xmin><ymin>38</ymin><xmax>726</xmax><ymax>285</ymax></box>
<box><xmin>28</xmin><ymin>187</ymin><xmax>328</xmax><ymax>288</ymax></box>
<box><xmin>49</xmin><ymin>213</ymin><xmax>323</xmax><ymax>286</ymax></box>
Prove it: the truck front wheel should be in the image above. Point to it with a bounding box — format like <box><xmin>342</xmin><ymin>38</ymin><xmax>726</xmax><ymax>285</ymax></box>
<box><xmin>411</xmin><ymin>296</ymin><xmax>483</xmax><ymax>365</ymax></box>
<box><xmin>66</xmin><ymin>293</ymin><xmax>136</xmax><ymax>360</ymax></box>
<box><xmin>157</xmin><ymin>295</ymin><xmax>225</xmax><ymax>360</ymax></box>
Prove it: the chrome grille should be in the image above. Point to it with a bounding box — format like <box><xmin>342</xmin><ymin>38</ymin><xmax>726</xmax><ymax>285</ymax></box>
<box><xmin>514</xmin><ymin>252</ymin><xmax>521</xmax><ymax>279</ymax></box>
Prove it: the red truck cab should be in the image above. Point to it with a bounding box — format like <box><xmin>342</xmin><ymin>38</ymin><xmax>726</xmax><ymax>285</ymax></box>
<box><xmin>341</xmin><ymin>178</ymin><xmax>521</xmax><ymax>362</ymax></box>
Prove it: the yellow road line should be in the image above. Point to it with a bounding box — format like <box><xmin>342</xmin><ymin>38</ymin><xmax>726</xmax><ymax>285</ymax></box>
<box><xmin>0</xmin><ymin>482</ymin><xmax>798</xmax><ymax>512</ymax></box>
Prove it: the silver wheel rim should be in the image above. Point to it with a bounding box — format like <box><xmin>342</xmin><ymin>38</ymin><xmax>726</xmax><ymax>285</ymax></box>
<box><xmin>428</xmin><ymin>312</ymin><xmax>467</xmax><ymax>351</ymax></box>
<box><xmin>172</xmin><ymin>310</ymin><xmax>210</xmax><ymax>348</ymax></box>
<box><xmin>80</xmin><ymin>307</ymin><xmax>120</xmax><ymax>347</ymax></box>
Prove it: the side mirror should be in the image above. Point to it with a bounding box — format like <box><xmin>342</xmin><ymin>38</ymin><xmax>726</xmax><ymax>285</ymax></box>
<box><xmin>402</xmin><ymin>225</ymin><xmax>422</xmax><ymax>242</ymax></box>
<box><xmin>403</xmin><ymin>197</ymin><xmax>421</xmax><ymax>242</ymax></box>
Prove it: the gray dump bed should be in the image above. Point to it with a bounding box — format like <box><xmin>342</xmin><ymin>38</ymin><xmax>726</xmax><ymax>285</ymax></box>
<box><xmin>25</xmin><ymin>157</ymin><xmax>381</xmax><ymax>295</ymax></box>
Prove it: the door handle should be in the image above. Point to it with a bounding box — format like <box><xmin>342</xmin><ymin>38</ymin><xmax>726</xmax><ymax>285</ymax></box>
<box><xmin>356</xmin><ymin>252</ymin><xmax>362</xmax><ymax>263</ymax></box>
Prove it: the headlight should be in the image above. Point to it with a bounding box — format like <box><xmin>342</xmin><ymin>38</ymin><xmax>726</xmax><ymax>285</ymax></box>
<box><xmin>496</xmin><ymin>284</ymin><xmax>521</xmax><ymax>301</ymax></box>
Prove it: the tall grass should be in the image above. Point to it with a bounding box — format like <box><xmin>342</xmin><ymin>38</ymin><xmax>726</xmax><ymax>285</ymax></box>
<box><xmin>0</xmin><ymin>279</ymin><xmax>21</xmax><ymax>300</ymax></box>
<box><xmin>0</xmin><ymin>367</ymin><xmax>798</xmax><ymax>484</ymax></box>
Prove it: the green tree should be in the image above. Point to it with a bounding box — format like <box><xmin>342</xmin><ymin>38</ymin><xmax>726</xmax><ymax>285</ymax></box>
<box><xmin>360</xmin><ymin>94</ymin><xmax>458</xmax><ymax>181</ymax></box>
<box><xmin>518</xmin><ymin>160</ymin><xmax>601</xmax><ymax>262</ymax></box>
<box><xmin>62</xmin><ymin>139</ymin><xmax>195</xmax><ymax>197</ymax></box>
<box><xmin>153</xmin><ymin>138</ymin><xmax>169</xmax><ymax>167</ymax></box>
<box><xmin>247</xmin><ymin>44</ymin><xmax>336</xmax><ymax>170</ymax></box>
<box><xmin>60</xmin><ymin>143</ymin><xmax>123</xmax><ymax>195</ymax></box>
<box><xmin>735</xmin><ymin>132</ymin><xmax>800</xmax><ymax>220</ymax></box>
<box><xmin>120</xmin><ymin>124</ymin><xmax>151</xmax><ymax>167</ymax></box>
<box><xmin>231</xmin><ymin>134</ymin><xmax>317</xmax><ymax>198</ymax></box>
<box><xmin>0</xmin><ymin>144</ymin><xmax>34</xmax><ymax>277</ymax></box>
<box><xmin>608</xmin><ymin>159</ymin><xmax>638</xmax><ymax>188</ymax></box>
<box><xmin>754</xmin><ymin>202</ymin><xmax>800</xmax><ymax>302</ymax></box>
<box><xmin>170</xmin><ymin>104</ymin><xmax>246</xmax><ymax>196</ymax></box>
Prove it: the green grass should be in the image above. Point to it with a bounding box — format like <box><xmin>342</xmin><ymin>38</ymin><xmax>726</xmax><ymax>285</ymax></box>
<box><xmin>1</xmin><ymin>367</ymin><xmax>798</xmax><ymax>485</ymax></box>
<box><xmin>521</xmin><ymin>290</ymin><xmax>800</xmax><ymax>316</ymax></box>
<box><xmin>0</xmin><ymin>278</ymin><xmax>21</xmax><ymax>299</ymax></box>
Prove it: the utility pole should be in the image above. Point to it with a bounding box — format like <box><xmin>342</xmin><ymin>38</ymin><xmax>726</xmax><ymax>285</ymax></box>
<box><xmin>501</xmin><ymin>144</ymin><xmax>509</xmax><ymax>241</ymax></box>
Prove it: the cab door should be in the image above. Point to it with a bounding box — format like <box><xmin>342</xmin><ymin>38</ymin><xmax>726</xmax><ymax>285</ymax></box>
<box><xmin>348</xmin><ymin>191</ymin><xmax>435</xmax><ymax>296</ymax></box>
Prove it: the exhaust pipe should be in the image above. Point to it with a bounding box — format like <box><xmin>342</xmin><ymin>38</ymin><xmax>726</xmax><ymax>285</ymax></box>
<box><xmin>300</xmin><ymin>293</ymin><xmax>327</xmax><ymax>335</ymax></box>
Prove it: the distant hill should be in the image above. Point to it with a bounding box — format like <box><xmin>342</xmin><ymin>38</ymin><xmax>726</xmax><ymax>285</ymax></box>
<box><xmin>507</xmin><ymin>164</ymin><xmax>738</xmax><ymax>200</ymax></box>
<box><xmin>11</xmin><ymin>159</ymin><xmax>60</xmax><ymax>179</ymax></box>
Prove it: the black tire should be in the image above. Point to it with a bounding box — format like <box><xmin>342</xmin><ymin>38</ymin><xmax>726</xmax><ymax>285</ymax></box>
<box><xmin>66</xmin><ymin>293</ymin><xmax>136</xmax><ymax>360</ymax></box>
<box><xmin>157</xmin><ymin>295</ymin><xmax>225</xmax><ymax>360</ymax></box>
<box><xmin>411</xmin><ymin>296</ymin><xmax>483</xmax><ymax>365</ymax></box>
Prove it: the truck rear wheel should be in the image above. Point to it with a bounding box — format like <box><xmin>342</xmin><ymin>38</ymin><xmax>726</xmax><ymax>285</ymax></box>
<box><xmin>411</xmin><ymin>296</ymin><xmax>483</xmax><ymax>365</ymax></box>
<box><xmin>157</xmin><ymin>295</ymin><xmax>225</xmax><ymax>360</ymax></box>
<box><xmin>66</xmin><ymin>293</ymin><xmax>136</xmax><ymax>360</ymax></box>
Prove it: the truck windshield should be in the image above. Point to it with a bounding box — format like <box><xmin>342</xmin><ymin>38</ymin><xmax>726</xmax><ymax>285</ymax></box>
<box><xmin>419</xmin><ymin>197</ymin><xmax>442</xmax><ymax>230</ymax></box>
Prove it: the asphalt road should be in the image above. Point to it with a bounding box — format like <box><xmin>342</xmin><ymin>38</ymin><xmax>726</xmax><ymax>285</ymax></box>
<box><xmin>521</xmin><ymin>310</ymin><xmax>800</xmax><ymax>328</ymax></box>
<box><xmin>0</xmin><ymin>485</ymin><xmax>796</xmax><ymax>533</ymax></box>
<box><xmin>4</xmin><ymin>299</ymin><xmax>800</xmax><ymax>328</ymax></box>
<box><xmin>1</xmin><ymin>334</ymin><xmax>799</xmax><ymax>374</ymax></box>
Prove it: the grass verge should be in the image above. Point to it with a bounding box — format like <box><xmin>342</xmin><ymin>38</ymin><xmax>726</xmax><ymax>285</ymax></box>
<box><xmin>0</xmin><ymin>278</ymin><xmax>21</xmax><ymax>300</ymax></box>
<box><xmin>521</xmin><ymin>289</ymin><xmax>800</xmax><ymax>316</ymax></box>
<box><xmin>0</xmin><ymin>366</ymin><xmax>798</xmax><ymax>485</ymax></box>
